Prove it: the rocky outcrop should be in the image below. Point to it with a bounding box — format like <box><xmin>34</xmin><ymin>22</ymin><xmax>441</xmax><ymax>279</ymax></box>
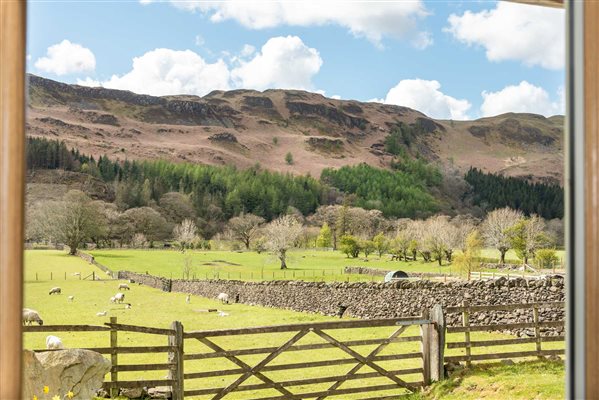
<box><xmin>208</xmin><ymin>132</ymin><xmax>239</xmax><ymax>143</ymax></box>
<box><xmin>306</xmin><ymin>137</ymin><xmax>344</xmax><ymax>154</ymax></box>
<box><xmin>286</xmin><ymin>101</ymin><xmax>368</xmax><ymax>129</ymax></box>
<box><xmin>23</xmin><ymin>349</ymin><xmax>111</xmax><ymax>400</ymax></box>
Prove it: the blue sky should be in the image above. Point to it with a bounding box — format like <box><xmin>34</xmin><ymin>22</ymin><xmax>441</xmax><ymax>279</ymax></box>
<box><xmin>27</xmin><ymin>1</ymin><xmax>565</xmax><ymax>120</ymax></box>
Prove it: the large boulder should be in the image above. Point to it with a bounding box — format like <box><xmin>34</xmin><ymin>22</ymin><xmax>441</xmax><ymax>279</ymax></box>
<box><xmin>23</xmin><ymin>349</ymin><xmax>111</xmax><ymax>400</ymax></box>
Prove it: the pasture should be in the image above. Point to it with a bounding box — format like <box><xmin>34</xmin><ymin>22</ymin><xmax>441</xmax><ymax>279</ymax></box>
<box><xmin>87</xmin><ymin>248</ymin><xmax>565</xmax><ymax>283</ymax></box>
<box><xmin>23</xmin><ymin>251</ymin><xmax>565</xmax><ymax>399</ymax></box>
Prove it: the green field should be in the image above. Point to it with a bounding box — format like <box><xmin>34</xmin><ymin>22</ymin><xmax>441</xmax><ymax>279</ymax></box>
<box><xmin>85</xmin><ymin>248</ymin><xmax>565</xmax><ymax>283</ymax></box>
<box><xmin>24</xmin><ymin>251</ymin><xmax>565</xmax><ymax>399</ymax></box>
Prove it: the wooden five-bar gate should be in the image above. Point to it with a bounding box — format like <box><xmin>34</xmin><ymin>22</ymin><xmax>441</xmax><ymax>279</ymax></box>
<box><xmin>23</xmin><ymin>302</ymin><xmax>566</xmax><ymax>399</ymax></box>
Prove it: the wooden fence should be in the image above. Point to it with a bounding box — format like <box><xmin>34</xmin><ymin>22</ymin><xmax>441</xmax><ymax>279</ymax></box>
<box><xmin>23</xmin><ymin>317</ymin><xmax>180</xmax><ymax>399</ymax></box>
<box><xmin>444</xmin><ymin>301</ymin><xmax>565</xmax><ymax>366</ymax></box>
<box><xmin>23</xmin><ymin>302</ymin><xmax>564</xmax><ymax>399</ymax></box>
<box><xmin>181</xmin><ymin>311</ymin><xmax>444</xmax><ymax>399</ymax></box>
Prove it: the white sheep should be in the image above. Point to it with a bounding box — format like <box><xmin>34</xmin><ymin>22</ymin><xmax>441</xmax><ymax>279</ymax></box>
<box><xmin>45</xmin><ymin>335</ymin><xmax>64</xmax><ymax>350</ymax></box>
<box><xmin>96</xmin><ymin>311</ymin><xmax>107</xmax><ymax>317</ymax></box>
<box><xmin>217</xmin><ymin>292</ymin><xmax>229</xmax><ymax>304</ymax></box>
<box><xmin>186</xmin><ymin>294</ymin><xmax>191</xmax><ymax>304</ymax></box>
<box><xmin>114</xmin><ymin>293</ymin><xmax>125</xmax><ymax>303</ymax></box>
<box><xmin>22</xmin><ymin>308</ymin><xmax>43</xmax><ymax>326</ymax></box>
<box><xmin>125</xmin><ymin>303</ymin><xmax>132</xmax><ymax>309</ymax></box>
<box><xmin>118</xmin><ymin>283</ymin><xmax>130</xmax><ymax>291</ymax></box>
<box><xmin>67</xmin><ymin>295</ymin><xmax>74</xmax><ymax>302</ymax></box>
<box><xmin>48</xmin><ymin>287</ymin><xmax>61</xmax><ymax>295</ymax></box>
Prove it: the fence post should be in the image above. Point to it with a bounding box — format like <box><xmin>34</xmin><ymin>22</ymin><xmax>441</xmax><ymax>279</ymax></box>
<box><xmin>50</xmin><ymin>271</ymin><xmax>52</xmax><ymax>280</ymax></box>
<box><xmin>462</xmin><ymin>300</ymin><xmax>471</xmax><ymax>367</ymax></box>
<box><xmin>533</xmin><ymin>304</ymin><xmax>542</xmax><ymax>358</ymax></box>
<box><xmin>168</xmin><ymin>321</ymin><xmax>184</xmax><ymax>400</ymax></box>
<box><xmin>420</xmin><ymin>308</ymin><xmax>431</xmax><ymax>386</ymax></box>
<box><xmin>429</xmin><ymin>304</ymin><xmax>446</xmax><ymax>382</ymax></box>
<box><xmin>109</xmin><ymin>316</ymin><xmax>118</xmax><ymax>398</ymax></box>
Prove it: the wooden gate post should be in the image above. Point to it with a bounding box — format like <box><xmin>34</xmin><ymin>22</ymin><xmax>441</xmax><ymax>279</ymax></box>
<box><xmin>420</xmin><ymin>309</ymin><xmax>431</xmax><ymax>385</ymax></box>
<box><xmin>168</xmin><ymin>321</ymin><xmax>184</xmax><ymax>400</ymax></box>
<box><xmin>462</xmin><ymin>300</ymin><xmax>472</xmax><ymax>367</ymax></box>
<box><xmin>109</xmin><ymin>316</ymin><xmax>118</xmax><ymax>398</ymax></box>
<box><xmin>429</xmin><ymin>304</ymin><xmax>446</xmax><ymax>382</ymax></box>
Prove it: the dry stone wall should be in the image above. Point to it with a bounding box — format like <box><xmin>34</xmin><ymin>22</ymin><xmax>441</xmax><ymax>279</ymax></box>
<box><xmin>118</xmin><ymin>270</ymin><xmax>565</xmax><ymax>335</ymax></box>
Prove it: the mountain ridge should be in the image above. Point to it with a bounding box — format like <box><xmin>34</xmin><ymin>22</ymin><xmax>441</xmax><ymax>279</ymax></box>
<box><xmin>26</xmin><ymin>74</ymin><xmax>564</xmax><ymax>187</ymax></box>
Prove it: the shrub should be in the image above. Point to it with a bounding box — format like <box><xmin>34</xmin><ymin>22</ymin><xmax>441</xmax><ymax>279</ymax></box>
<box><xmin>340</xmin><ymin>235</ymin><xmax>360</xmax><ymax>258</ymax></box>
<box><xmin>535</xmin><ymin>248</ymin><xmax>559</xmax><ymax>269</ymax></box>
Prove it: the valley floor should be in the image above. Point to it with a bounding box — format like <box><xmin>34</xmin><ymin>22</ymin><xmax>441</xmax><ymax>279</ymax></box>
<box><xmin>24</xmin><ymin>250</ymin><xmax>565</xmax><ymax>399</ymax></box>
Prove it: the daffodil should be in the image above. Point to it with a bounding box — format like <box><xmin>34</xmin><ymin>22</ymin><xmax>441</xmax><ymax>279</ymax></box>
<box><xmin>43</xmin><ymin>386</ymin><xmax>49</xmax><ymax>394</ymax></box>
<box><xmin>66</xmin><ymin>391</ymin><xmax>74</xmax><ymax>399</ymax></box>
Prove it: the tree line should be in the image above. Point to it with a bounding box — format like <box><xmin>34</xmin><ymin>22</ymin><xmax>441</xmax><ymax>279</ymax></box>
<box><xmin>465</xmin><ymin>167</ymin><xmax>563</xmax><ymax>219</ymax></box>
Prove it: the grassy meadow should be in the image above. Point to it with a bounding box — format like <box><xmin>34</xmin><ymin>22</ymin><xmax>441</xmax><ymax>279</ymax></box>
<box><xmin>24</xmin><ymin>250</ymin><xmax>565</xmax><ymax>399</ymax></box>
<box><xmin>86</xmin><ymin>247</ymin><xmax>565</xmax><ymax>283</ymax></box>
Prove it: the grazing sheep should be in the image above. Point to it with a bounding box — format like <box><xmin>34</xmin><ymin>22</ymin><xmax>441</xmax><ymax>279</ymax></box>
<box><xmin>22</xmin><ymin>308</ymin><xmax>43</xmax><ymax>326</ymax></box>
<box><xmin>217</xmin><ymin>293</ymin><xmax>229</xmax><ymax>304</ymax></box>
<box><xmin>96</xmin><ymin>311</ymin><xmax>107</xmax><ymax>317</ymax></box>
<box><xmin>114</xmin><ymin>293</ymin><xmax>125</xmax><ymax>303</ymax></box>
<box><xmin>67</xmin><ymin>295</ymin><xmax>74</xmax><ymax>302</ymax></box>
<box><xmin>109</xmin><ymin>296</ymin><xmax>116</xmax><ymax>303</ymax></box>
<box><xmin>186</xmin><ymin>294</ymin><xmax>191</xmax><ymax>304</ymax></box>
<box><xmin>124</xmin><ymin>303</ymin><xmax>132</xmax><ymax>309</ymax></box>
<box><xmin>48</xmin><ymin>287</ymin><xmax>61</xmax><ymax>295</ymax></box>
<box><xmin>45</xmin><ymin>335</ymin><xmax>64</xmax><ymax>350</ymax></box>
<box><xmin>118</xmin><ymin>283</ymin><xmax>130</xmax><ymax>291</ymax></box>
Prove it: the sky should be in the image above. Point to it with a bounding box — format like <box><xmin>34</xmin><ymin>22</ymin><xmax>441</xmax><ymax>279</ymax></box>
<box><xmin>26</xmin><ymin>1</ymin><xmax>565</xmax><ymax>120</ymax></box>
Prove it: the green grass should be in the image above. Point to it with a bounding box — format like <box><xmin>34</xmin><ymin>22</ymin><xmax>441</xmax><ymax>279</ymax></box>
<box><xmin>24</xmin><ymin>251</ymin><xmax>565</xmax><ymax>399</ymax></box>
<box><xmin>407</xmin><ymin>360</ymin><xmax>564</xmax><ymax>400</ymax></box>
<box><xmin>88</xmin><ymin>248</ymin><xmax>565</xmax><ymax>283</ymax></box>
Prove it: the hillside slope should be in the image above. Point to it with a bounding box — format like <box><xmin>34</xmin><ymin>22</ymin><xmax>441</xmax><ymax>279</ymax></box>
<box><xmin>26</xmin><ymin>74</ymin><xmax>564</xmax><ymax>185</ymax></box>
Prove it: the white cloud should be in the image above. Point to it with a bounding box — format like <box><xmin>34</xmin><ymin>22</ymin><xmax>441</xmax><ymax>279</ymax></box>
<box><xmin>156</xmin><ymin>1</ymin><xmax>429</xmax><ymax>48</ymax></box>
<box><xmin>480</xmin><ymin>81</ymin><xmax>563</xmax><ymax>117</ymax></box>
<box><xmin>34</xmin><ymin>40</ymin><xmax>96</xmax><ymax>76</ymax></box>
<box><xmin>381</xmin><ymin>79</ymin><xmax>471</xmax><ymax>120</ymax></box>
<box><xmin>231</xmin><ymin>36</ymin><xmax>322</xmax><ymax>91</ymax></box>
<box><xmin>194</xmin><ymin>34</ymin><xmax>205</xmax><ymax>47</ymax></box>
<box><xmin>102</xmin><ymin>48</ymin><xmax>231</xmax><ymax>96</ymax></box>
<box><xmin>411</xmin><ymin>31</ymin><xmax>433</xmax><ymax>50</ymax></box>
<box><xmin>331</xmin><ymin>95</ymin><xmax>341</xmax><ymax>100</ymax></box>
<box><xmin>240</xmin><ymin>44</ymin><xmax>255</xmax><ymax>57</ymax></box>
<box><xmin>446</xmin><ymin>2</ymin><xmax>564</xmax><ymax>70</ymax></box>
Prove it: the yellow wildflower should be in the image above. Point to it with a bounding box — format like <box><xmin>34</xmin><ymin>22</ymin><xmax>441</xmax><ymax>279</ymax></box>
<box><xmin>51</xmin><ymin>395</ymin><xmax>60</xmax><ymax>400</ymax></box>
<box><xmin>33</xmin><ymin>396</ymin><xmax>38</xmax><ymax>400</ymax></box>
<box><xmin>67</xmin><ymin>391</ymin><xmax>74</xmax><ymax>399</ymax></box>
<box><xmin>43</xmin><ymin>386</ymin><xmax>49</xmax><ymax>394</ymax></box>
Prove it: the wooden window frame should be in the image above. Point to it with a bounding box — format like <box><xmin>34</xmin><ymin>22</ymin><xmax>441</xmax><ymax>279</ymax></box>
<box><xmin>1</xmin><ymin>1</ymin><xmax>596</xmax><ymax>398</ymax></box>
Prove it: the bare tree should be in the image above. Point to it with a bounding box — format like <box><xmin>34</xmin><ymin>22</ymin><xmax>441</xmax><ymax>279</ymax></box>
<box><xmin>264</xmin><ymin>215</ymin><xmax>303</xmax><ymax>269</ymax></box>
<box><xmin>173</xmin><ymin>219</ymin><xmax>198</xmax><ymax>250</ymax></box>
<box><xmin>481</xmin><ymin>207</ymin><xmax>524</xmax><ymax>264</ymax></box>
<box><xmin>423</xmin><ymin>216</ymin><xmax>449</xmax><ymax>266</ymax></box>
<box><xmin>30</xmin><ymin>190</ymin><xmax>107</xmax><ymax>255</ymax></box>
<box><xmin>227</xmin><ymin>213</ymin><xmax>265</xmax><ymax>249</ymax></box>
<box><xmin>130</xmin><ymin>233</ymin><xmax>149</xmax><ymax>248</ymax></box>
<box><xmin>124</xmin><ymin>207</ymin><xmax>170</xmax><ymax>247</ymax></box>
